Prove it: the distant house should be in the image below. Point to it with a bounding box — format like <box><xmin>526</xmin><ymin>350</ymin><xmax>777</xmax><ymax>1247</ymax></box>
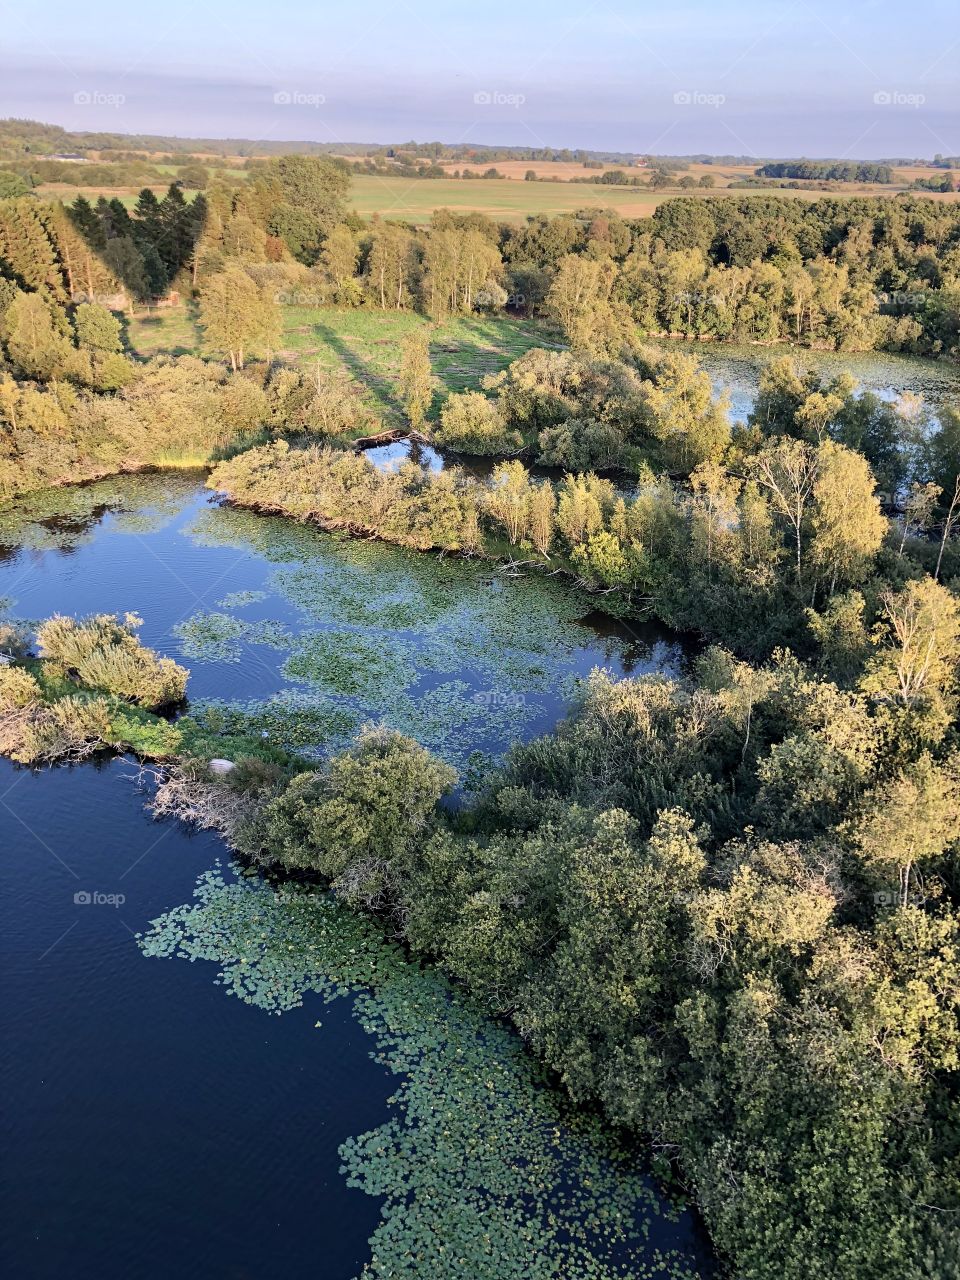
<box><xmin>48</xmin><ymin>153</ymin><xmax>89</xmax><ymax>163</ymax></box>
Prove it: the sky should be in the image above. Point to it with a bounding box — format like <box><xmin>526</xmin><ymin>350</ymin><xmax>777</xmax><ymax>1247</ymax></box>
<box><xmin>1</xmin><ymin>0</ymin><xmax>957</xmax><ymax>157</ymax></box>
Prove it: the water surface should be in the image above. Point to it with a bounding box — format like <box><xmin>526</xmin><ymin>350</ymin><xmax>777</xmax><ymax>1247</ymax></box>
<box><xmin>0</xmin><ymin>475</ymin><xmax>708</xmax><ymax>1280</ymax></box>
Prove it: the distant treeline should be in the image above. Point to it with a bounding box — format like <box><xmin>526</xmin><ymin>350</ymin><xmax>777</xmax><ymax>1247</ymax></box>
<box><xmin>757</xmin><ymin>161</ymin><xmax>895</xmax><ymax>183</ymax></box>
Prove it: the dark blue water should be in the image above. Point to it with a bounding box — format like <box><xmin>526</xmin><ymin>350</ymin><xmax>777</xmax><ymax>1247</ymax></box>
<box><xmin>0</xmin><ymin>476</ymin><xmax>705</xmax><ymax>1279</ymax></box>
<box><xmin>0</xmin><ymin>757</ymin><xmax>394</xmax><ymax>1280</ymax></box>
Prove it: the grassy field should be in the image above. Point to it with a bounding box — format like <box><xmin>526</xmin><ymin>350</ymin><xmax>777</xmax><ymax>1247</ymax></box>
<box><xmin>127</xmin><ymin>305</ymin><xmax>552</xmax><ymax>424</ymax></box>
<box><xmin>346</xmin><ymin>173</ymin><xmax>957</xmax><ymax>222</ymax></box>
<box><xmin>41</xmin><ymin>168</ymin><xmax>957</xmax><ymax>221</ymax></box>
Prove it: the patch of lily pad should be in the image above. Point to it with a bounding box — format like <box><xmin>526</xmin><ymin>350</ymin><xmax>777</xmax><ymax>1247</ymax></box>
<box><xmin>216</xmin><ymin>589</ymin><xmax>269</xmax><ymax>609</ymax></box>
<box><xmin>174</xmin><ymin>611</ymin><xmax>293</xmax><ymax>663</ymax></box>
<box><xmin>182</xmin><ymin>503</ymin><xmax>641</xmax><ymax>763</ymax></box>
<box><xmin>139</xmin><ymin>863</ymin><xmax>706</xmax><ymax>1280</ymax></box>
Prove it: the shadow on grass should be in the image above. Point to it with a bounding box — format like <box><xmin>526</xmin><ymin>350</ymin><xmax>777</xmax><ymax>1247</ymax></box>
<box><xmin>427</xmin><ymin>315</ymin><xmax>548</xmax><ymax>396</ymax></box>
<box><xmin>313</xmin><ymin>321</ymin><xmax>405</xmax><ymax>421</ymax></box>
<box><xmin>124</xmin><ymin>302</ymin><xmax>203</xmax><ymax>361</ymax></box>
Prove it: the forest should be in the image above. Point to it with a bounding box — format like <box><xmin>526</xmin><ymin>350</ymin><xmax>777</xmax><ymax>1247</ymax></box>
<box><xmin>1</xmin><ymin>161</ymin><xmax>960</xmax><ymax>1280</ymax></box>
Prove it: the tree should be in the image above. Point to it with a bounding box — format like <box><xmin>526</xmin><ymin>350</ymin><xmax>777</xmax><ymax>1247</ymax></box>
<box><xmin>639</xmin><ymin>353</ymin><xmax>731</xmax><ymax>474</ymax></box>
<box><xmin>398</xmin><ymin>329</ymin><xmax>435</xmax><ymax>429</ymax></box>
<box><xmin>434</xmin><ymin>391</ymin><xmax>521</xmax><ymax>455</ymax></box>
<box><xmin>1</xmin><ymin>290</ymin><xmax>73</xmax><ymax>380</ymax></box>
<box><xmin>861</xmin><ymin>577</ymin><xmax>960</xmax><ymax>731</ymax></box>
<box><xmin>321</xmin><ymin>225</ymin><xmax>359</xmax><ymax>301</ymax></box>
<box><xmin>935</xmin><ymin>475</ymin><xmax>960</xmax><ymax>580</ymax></box>
<box><xmin>545</xmin><ymin>254</ymin><xmax>625</xmax><ymax>354</ymax></box>
<box><xmin>749</xmin><ymin>436</ymin><xmax>820</xmax><ymax>586</ymax></box>
<box><xmin>0</xmin><ymin>172</ymin><xmax>32</xmax><ymax>199</ymax></box>
<box><xmin>807</xmin><ymin>440</ymin><xmax>885</xmax><ymax>596</ymax></box>
<box><xmin>257</xmin><ymin>155</ymin><xmax>351</xmax><ymax>234</ymax></box>
<box><xmin>366</xmin><ymin>221</ymin><xmax>417</xmax><ymax>310</ymax></box>
<box><xmin>528</xmin><ymin>482</ymin><xmax>556</xmax><ymax>556</ymax></box>
<box><xmin>73</xmin><ymin>302</ymin><xmax>122</xmax><ymax>353</ymax></box>
<box><xmin>198</xmin><ymin>266</ymin><xmax>280</xmax><ymax>371</ymax></box>
<box><xmin>177</xmin><ymin>164</ymin><xmax>209</xmax><ymax>190</ymax></box>
<box><xmin>254</xmin><ymin>726</ymin><xmax>455</xmax><ymax>907</ymax></box>
<box><xmin>898</xmin><ymin>481</ymin><xmax>941</xmax><ymax>556</ymax></box>
<box><xmin>850</xmin><ymin>755</ymin><xmax>960</xmax><ymax>905</ymax></box>
<box><xmin>485</xmin><ymin>460</ymin><xmax>531</xmax><ymax>545</ymax></box>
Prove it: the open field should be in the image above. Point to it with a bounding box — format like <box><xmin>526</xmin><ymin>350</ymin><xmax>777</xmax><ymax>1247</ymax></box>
<box><xmin>435</xmin><ymin>158</ymin><xmax>956</xmax><ymax>189</ymax></box>
<box><xmin>33</xmin><ymin>164</ymin><xmax>958</xmax><ymax>221</ymax></box>
<box><xmin>127</xmin><ymin>305</ymin><xmax>553</xmax><ymax>423</ymax></box>
<box><xmin>346</xmin><ymin>173</ymin><xmax>958</xmax><ymax>222</ymax></box>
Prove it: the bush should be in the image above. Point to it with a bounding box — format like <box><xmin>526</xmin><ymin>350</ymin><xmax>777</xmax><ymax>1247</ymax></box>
<box><xmin>0</xmin><ymin>664</ymin><xmax>40</xmax><ymax>713</ymax></box>
<box><xmin>37</xmin><ymin>612</ymin><xmax>188</xmax><ymax>708</ymax></box>
<box><xmin>435</xmin><ymin>391</ymin><xmax>524</xmax><ymax>455</ymax></box>
<box><xmin>255</xmin><ymin>726</ymin><xmax>457</xmax><ymax>906</ymax></box>
<box><xmin>1</xmin><ymin>693</ymin><xmax>113</xmax><ymax>764</ymax></box>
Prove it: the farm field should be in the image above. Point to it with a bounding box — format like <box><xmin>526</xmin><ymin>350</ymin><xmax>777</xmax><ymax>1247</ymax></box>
<box><xmin>344</xmin><ymin>173</ymin><xmax>960</xmax><ymax>221</ymax></box>
<box><xmin>33</xmin><ymin>164</ymin><xmax>958</xmax><ymax>221</ymax></box>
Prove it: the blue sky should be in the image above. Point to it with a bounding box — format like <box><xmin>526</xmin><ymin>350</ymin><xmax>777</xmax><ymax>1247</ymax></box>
<box><xmin>1</xmin><ymin>0</ymin><xmax>957</xmax><ymax>156</ymax></box>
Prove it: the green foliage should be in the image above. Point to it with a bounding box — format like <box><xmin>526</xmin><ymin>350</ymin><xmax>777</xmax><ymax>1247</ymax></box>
<box><xmin>198</xmin><ymin>265</ymin><xmax>281</xmax><ymax>370</ymax></box>
<box><xmin>434</xmin><ymin>390</ymin><xmax>523</xmax><ymax>455</ymax></box>
<box><xmin>249</xmin><ymin>726</ymin><xmax>456</xmax><ymax>906</ymax></box>
<box><xmin>37</xmin><ymin>611</ymin><xmax>188</xmax><ymax>708</ymax></box>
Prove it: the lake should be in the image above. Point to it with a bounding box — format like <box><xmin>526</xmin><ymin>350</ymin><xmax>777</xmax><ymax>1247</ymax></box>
<box><xmin>0</xmin><ymin>474</ymin><xmax>710</xmax><ymax>1280</ymax></box>
<box><xmin>649</xmin><ymin>339</ymin><xmax>960</xmax><ymax>423</ymax></box>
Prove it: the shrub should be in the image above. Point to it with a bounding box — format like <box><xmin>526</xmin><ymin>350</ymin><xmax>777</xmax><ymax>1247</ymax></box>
<box><xmin>2</xmin><ymin>693</ymin><xmax>113</xmax><ymax>764</ymax></box>
<box><xmin>435</xmin><ymin>391</ymin><xmax>523</xmax><ymax>455</ymax></box>
<box><xmin>37</xmin><ymin>612</ymin><xmax>188</xmax><ymax>709</ymax></box>
<box><xmin>0</xmin><ymin>665</ymin><xmax>40</xmax><ymax>713</ymax></box>
<box><xmin>255</xmin><ymin>726</ymin><xmax>457</xmax><ymax>906</ymax></box>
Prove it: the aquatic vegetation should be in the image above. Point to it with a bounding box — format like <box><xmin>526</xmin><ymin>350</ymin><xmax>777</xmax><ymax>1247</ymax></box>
<box><xmin>191</xmin><ymin>691</ymin><xmax>362</xmax><ymax>758</ymax></box>
<box><xmin>283</xmin><ymin>629</ymin><xmax>419</xmax><ymax>700</ymax></box>
<box><xmin>140</xmin><ymin>863</ymin><xmax>705</xmax><ymax>1280</ymax></box>
<box><xmin>216</xmin><ymin>590</ymin><xmax>269</xmax><ymax>608</ymax></box>
<box><xmin>174</xmin><ymin>611</ymin><xmax>294</xmax><ymax>663</ymax></box>
<box><xmin>180</xmin><ymin>502</ymin><xmax>648</xmax><ymax>764</ymax></box>
<box><xmin>174</xmin><ymin>612</ymin><xmax>247</xmax><ymax>662</ymax></box>
<box><xmin>0</xmin><ymin>472</ymin><xmax>198</xmax><ymax>551</ymax></box>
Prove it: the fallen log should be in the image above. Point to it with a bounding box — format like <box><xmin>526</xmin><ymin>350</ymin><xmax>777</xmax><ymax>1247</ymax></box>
<box><xmin>352</xmin><ymin>428</ymin><xmax>434</xmax><ymax>451</ymax></box>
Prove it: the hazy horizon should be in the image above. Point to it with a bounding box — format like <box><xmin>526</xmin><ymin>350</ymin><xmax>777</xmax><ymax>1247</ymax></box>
<box><xmin>2</xmin><ymin>0</ymin><xmax>957</xmax><ymax>159</ymax></box>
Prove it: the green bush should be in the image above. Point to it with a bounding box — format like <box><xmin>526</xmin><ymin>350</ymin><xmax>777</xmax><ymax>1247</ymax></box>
<box><xmin>252</xmin><ymin>726</ymin><xmax>457</xmax><ymax>906</ymax></box>
<box><xmin>37</xmin><ymin>612</ymin><xmax>188</xmax><ymax>708</ymax></box>
<box><xmin>434</xmin><ymin>391</ymin><xmax>523</xmax><ymax>455</ymax></box>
